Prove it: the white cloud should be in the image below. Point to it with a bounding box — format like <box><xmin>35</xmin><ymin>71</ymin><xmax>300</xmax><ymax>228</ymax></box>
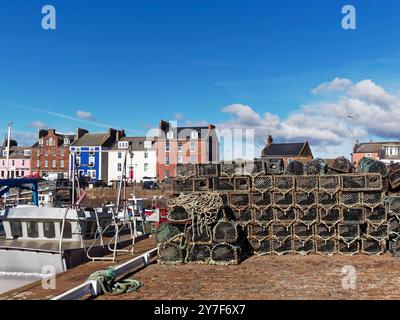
<box><xmin>28</xmin><ymin>120</ymin><xmax>47</xmax><ymax>129</ymax></box>
<box><xmin>75</xmin><ymin>110</ymin><xmax>94</xmax><ymax>120</ymax></box>
<box><xmin>219</xmin><ymin>79</ymin><xmax>400</xmax><ymax>159</ymax></box>
<box><xmin>311</xmin><ymin>77</ymin><xmax>353</xmax><ymax>95</ymax></box>
<box><xmin>174</xmin><ymin>113</ymin><xmax>183</xmax><ymax>120</ymax></box>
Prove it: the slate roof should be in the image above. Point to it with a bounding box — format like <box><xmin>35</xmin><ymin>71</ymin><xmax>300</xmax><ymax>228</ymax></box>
<box><xmin>354</xmin><ymin>141</ymin><xmax>400</xmax><ymax>153</ymax></box>
<box><xmin>0</xmin><ymin>146</ymin><xmax>32</xmax><ymax>159</ymax></box>
<box><xmin>111</xmin><ymin>137</ymin><xmax>156</xmax><ymax>151</ymax></box>
<box><xmin>71</xmin><ymin>133</ymin><xmax>110</xmax><ymax>147</ymax></box>
<box><xmin>262</xmin><ymin>142</ymin><xmax>307</xmax><ymax>157</ymax></box>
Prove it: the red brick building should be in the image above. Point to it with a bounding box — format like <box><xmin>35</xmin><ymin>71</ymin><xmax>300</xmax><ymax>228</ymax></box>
<box><xmin>155</xmin><ymin>120</ymin><xmax>219</xmax><ymax>180</ymax></box>
<box><xmin>31</xmin><ymin>128</ymin><xmax>88</xmax><ymax>179</ymax></box>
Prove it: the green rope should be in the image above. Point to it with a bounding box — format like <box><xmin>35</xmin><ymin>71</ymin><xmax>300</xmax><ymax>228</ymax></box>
<box><xmin>87</xmin><ymin>268</ymin><xmax>143</xmax><ymax>295</ymax></box>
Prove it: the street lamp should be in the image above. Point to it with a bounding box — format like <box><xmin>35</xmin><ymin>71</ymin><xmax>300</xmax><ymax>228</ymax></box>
<box><xmin>347</xmin><ymin>114</ymin><xmax>358</xmax><ymax>164</ymax></box>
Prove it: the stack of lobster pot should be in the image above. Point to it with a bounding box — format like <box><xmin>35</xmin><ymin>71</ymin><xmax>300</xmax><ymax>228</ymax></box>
<box><xmin>386</xmin><ymin>196</ymin><xmax>400</xmax><ymax>255</ymax></box>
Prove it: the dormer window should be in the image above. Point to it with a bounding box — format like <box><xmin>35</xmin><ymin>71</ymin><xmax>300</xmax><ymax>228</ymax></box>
<box><xmin>144</xmin><ymin>141</ymin><xmax>152</xmax><ymax>149</ymax></box>
<box><xmin>167</xmin><ymin>131</ymin><xmax>173</xmax><ymax>139</ymax></box>
<box><xmin>89</xmin><ymin>147</ymin><xmax>95</xmax><ymax>154</ymax></box>
<box><xmin>39</xmin><ymin>139</ymin><xmax>44</xmax><ymax>146</ymax></box>
<box><xmin>24</xmin><ymin>150</ymin><xmax>31</xmax><ymax>156</ymax></box>
<box><xmin>118</xmin><ymin>141</ymin><xmax>129</xmax><ymax>149</ymax></box>
<box><xmin>191</xmin><ymin>131</ymin><xmax>198</xmax><ymax>139</ymax></box>
<box><xmin>64</xmin><ymin>138</ymin><xmax>70</xmax><ymax>145</ymax></box>
<box><xmin>2</xmin><ymin>150</ymin><xmax>7</xmax><ymax>157</ymax></box>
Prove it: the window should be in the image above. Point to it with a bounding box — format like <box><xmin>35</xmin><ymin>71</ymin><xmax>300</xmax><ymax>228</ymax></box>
<box><xmin>89</xmin><ymin>156</ymin><xmax>95</xmax><ymax>167</ymax></box>
<box><xmin>118</xmin><ymin>152</ymin><xmax>122</xmax><ymax>159</ymax></box>
<box><xmin>21</xmin><ymin>170</ymin><xmax>24</xmax><ymax>177</ymax></box>
<box><xmin>52</xmin><ymin>149</ymin><xmax>56</xmax><ymax>156</ymax></box>
<box><xmin>144</xmin><ymin>140</ymin><xmax>152</xmax><ymax>149</ymax></box>
<box><xmin>27</xmin><ymin>222</ymin><xmax>39</xmax><ymax>238</ymax></box>
<box><xmin>167</xmin><ymin>131</ymin><xmax>173</xmax><ymax>139</ymax></box>
<box><xmin>48</xmin><ymin>138</ymin><xmax>54</xmax><ymax>146</ymax></box>
<box><xmin>117</xmin><ymin>163</ymin><xmax>122</xmax><ymax>172</ymax></box>
<box><xmin>52</xmin><ymin>160</ymin><xmax>56</xmax><ymax>168</ymax></box>
<box><xmin>178</xmin><ymin>142</ymin><xmax>182</xmax><ymax>152</ymax></box>
<box><xmin>190</xmin><ymin>141</ymin><xmax>196</xmax><ymax>152</ymax></box>
<box><xmin>144</xmin><ymin>163</ymin><xmax>148</xmax><ymax>172</ymax></box>
<box><xmin>1</xmin><ymin>160</ymin><xmax>4</xmax><ymax>166</ymax></box>
<box><xmin>118</xmin><ymin>141</ymin><xmax>129</xmax><ymax>149</ymax></box>
<box><xmin>165</xmin><ymin>170</ymin><xmax>170</xmax><ymax>178</ymax></box>
<box><xmin>75</xmin><ymin>157</ymin><xmax>81</xmax><ymax>167</ymax></box>
<box><xmin>43</xmin><ymin>222</ymin><xmax>55</xmax><ymax>238</ymax></box>
<box><xmin>60</xmin><ymin>160</ymin><xmax>64</xmax><ymax>168</ymax></box>
<box><xmin>178</xmin><ymin>155</ymin><xmax>183</xmax><ymax>163</ymax></box>
<box><xmin>44</xmin><ymin>160</ymin><xmax>48</xmax><ymax>168</ymax></box>
<box><xmin>61</xmin><ymin>222</ymin><xmax>72</xmax><ymax>239</ymax></box>
<box><xmin>366</xmin><ymin>153</ymin><xmax>372</xmax><ymax>158</ymax></box>
<box><xmin>0</xmin><ymin>171</ymin><xmax>3</xmax><ymax>178</ymax></box>
<box><xmin>37</xmin><ymin>149</ymin><xmax>40</xmax><ymax>156</ymax></box>
<box><xmin>144</xmin><ymin>152</ymin><xmax>148</xmax><ymax>159</ymax></box>
<box><xmin>39</xmin><ymin>138</ymin><xmax>44</xmax><ymax>145</ymax></box>
<box><xmin>24</xmin><ymin>149</ymin><xmax>31</xmax><ymax>156</ymax></box>
<box><xmin>16</xmin><ymin>171</ymin><xmax>19</xmax><ymax>177</ymax></box>
<box><xmin>60</xmin><ymin>149</ymin><xmax>65</xmax><ymax>156</ymax></box>
<box><xmin>2</xmin><ymin>150</ymin><xmax>6</xmax><ymax>157</ymax></box>
<box><xmin>36</xmin><ymin>160</ymin><xmax>40</xmax><ymax>168</ymax></box>
<box><xmin>11</xmin><ymin>160</ymin><xmax>15</xmax><ymax>166</ymax></box>
<box><xmin>10</xmin><ymin>221</ymin><xmax>22</xmax><ymax>238</ymax></box>
<box><xmin>45</xmin><ymin>149</ymin><xmax>48</xmax><ymax>157</ymax></box>
<box><xmin>166</xmin><ymin>155</ymin><xmax>170</xmax><ymax>165</ymax></box>
<box><xmin>191</xmin><ymin>131</ymin><xmax>198</xmax><ymax>139</ymax></box>
<box><xmin>165</xmin><ymin>142</ymin><xmax>170</xmax><ymax>152</ymax></box>
<box><xmin>22</xmin><ymin>160</ymin><xmax>25</xmax><ymax>166</ymax></box>
<box><xmin>87</xmin><ymin>170</ymin><xmax>96</xmax><ymax>178</ymax></box>
<box><xmin>64</xmin><ymin>138</ymin><xmax>70</xmax><ymax>145</ymax></box>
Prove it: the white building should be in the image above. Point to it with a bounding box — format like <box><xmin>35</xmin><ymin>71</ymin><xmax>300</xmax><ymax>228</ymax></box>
<box><xmin>108</xmin><ymin>137</ymin><xmax>157</xmax><ymax>183</ymax></box>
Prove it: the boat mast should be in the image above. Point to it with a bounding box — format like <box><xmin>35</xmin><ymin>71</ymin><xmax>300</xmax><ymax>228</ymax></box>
<box><xmin>5</xmin><ymin>123</ymin><xmax>12</xmax><ymax>179</ymax></box>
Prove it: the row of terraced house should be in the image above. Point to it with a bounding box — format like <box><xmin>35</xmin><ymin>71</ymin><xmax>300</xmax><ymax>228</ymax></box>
<box><xmin>0</xmin><ymin>120</ymin><xmax>220</xmax><ymax>183</ymax></box>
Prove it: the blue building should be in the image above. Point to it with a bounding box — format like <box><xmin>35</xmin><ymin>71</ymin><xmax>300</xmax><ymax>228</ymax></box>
<box><xmin>70</xmin><ymin>129</ymin><xmax>125</xmax><ymax>181</ymax></box>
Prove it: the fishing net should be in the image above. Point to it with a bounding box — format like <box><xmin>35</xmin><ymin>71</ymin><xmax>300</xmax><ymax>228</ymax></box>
<box><xmin>176</xmin><ymin>163</ymin><xmax>197</xmax><ymax>179</ymax></box>
<box><xmin>338</xmin><ymin>240</ymin><xmax>360</xmax><ymax>255</ymax></box>
<box><xmin>296</xmin><ymin>176</ymin><xmax>319</xmax><ymax>193</ymax></box>
<box><xmin>248</xmin><ymin>238</ymin><xmax>271</xmax><ymax>255</ymax></box>
<box><xmin>341</xmin><ymin>207</ymin><xmax>365</xmax><ymax>224</ymax></box>
<box><xmin>265</xmin><ymin>159</ymin><xmax>284</xmax><ymax>174</ymax></box>
<box><xmin>304</xmin><ymin>158</ymin><xmax>327</xmax><ymax>175</ymax></box>
<box><xmin>155</xmin><ymin>223</ymin><xmax>184</xmax><ymax>243</ymax></box>
<box><xmin>330</xmin><ymin>156</ymin><xmax>352</xmax><ymax>173</ymax></box>
<box><xmin>243</xmin><ymin>160</ymin><xmax>266</xmax><ymax>176</ymax></box>
<box><xmin>338</xmin><ymin>224</ymin><xmax>360</xmax><ymax>241</ymax></box>
<box><xmin>252</xmin><ymin>175</ymin><xmax>273</xmax><ymax>192</ymax></box>
<box><xmin>185</xmin><ymin>244</ymin><xmax>211</xmax><ymax>264</ymax></box>
<box><xmin>339</xmin><ymin>192</ymin><xmax>362</xmax><ymax>208</ymax></box>
<box><xmin>316</xmin><ymin>239</ymin><xmax>336</xmax><ymax>255</ymax></box>
<box><xmin>317</xmin><ymin>192</ymin><xmax>338</xmax><ymax>209</ymax></box>
<box><xmin>185</xmin><ymin>223</ymin><xmax>213</xmax><ymax>244</ymax></box>
<box><xmin>274</xmin><ymin>176</ymin><xmax>295</xmax><ymax>193</ymax></box>
<box><xmin>293</xmin><ymin>223</ymin><xmax>314</xmax><ymax>240</ymax></box>
<box><xmin>167</xmin><ymin>206</ymin><xmax>191</xmax><ymax>224</ymax></box>
<box><xmin>275</xmin><ymin>208</ymin><xmax>296</xmax><ymax>225</ymax></box>
<box><xmin>271</xmin><ymin>223</ymin><xmax>292</xmax><ymax>240</ymax></box>
<box><xmin>234</xmin><ymin>176</ymin><xmax>251</xmax><ymax>191</ymax></box>
<box><xmin>342</xmin><ymin>174</ymin><xmax>366</xmax><ymax>191</ymax></box>
<box><xmin>319</xmin><ymin>175</ymin><xmax>340</xmax><ymax>195</ymax></box>
<box><xmin>366</xmin><ymin>223</ymin><xmax>388</xmax><ymax>241</ymax></box>
<box><xmin>173</xmin><ymin>179</ymin><xmax>194</xmax><ymax>194</ymax></box>
<box><xmin>365</xmin><ymin>205</ymin><xmax>387</xmax><ymax>226</ymax></box>
<box><xmin>247</xmin><ymin>223</ymin><xmax>271</xmax><ymax>239</ymax></box>
<box><xmin>273</xmin><ymin>192</ymin><xmax>294</xmax><ymax>208</ymax></box>
<box><xmin>365</xmin><ymin>173</ymin><xmax>383</xmax><ymax>190</ymax></box>
<box><xmin>253</xmin><ymin>207</ymin><xmax>275</xmax><ymax>226</ymax></box>
<box><xmin>295</xmin><ymin>192</ymin><xmax>317</xmax><ymax>211</ymax></box>
<box><xmin>315</xmin><ymin>224</ymin><xmax>336</xmax><ymax>240</ymax></box>
<box><xmin>251</xmin><ymin>191</ymin><xmax>272</xmax><ymax>209</ymax></box>
<box><xmin>363</xmin><ymin>192</ymin><xmax>384</xmax><ymax>209</ymax></box>
<box><xmin>286</xmin><ymin>160</ymin><xmax>304</xmax><ymax>176</ymax></box>
<box><xmin>296</xmin><ymin>207</ymin><xmax>318</xmax><ymax>226</ymax></box>
<box><xmin>220</xmin><ymin>161</ymin><xmax>243</xmax><ymax>177</ymax></box>
<box><xmin>212</xmin><ymin>177</ymin><xmax>235</xmax><ymax>192</ymax></box>
<box><xmin>193</xmin><ymin>178</ymin><xmax>211</xmax><ymax>192</ymax></box>
<box><xmin>212</xmin><ymin>220</ymin><xmax>239</xmax><ymax>243</ymax></box>
<box><xmin>229</xmin><ymin>192</ymin><xmax>250</xmax><ymax>209</ymax></box>
<box><xmin>158</xmin><ymin>240</ymin><xmax>186</xmax><ymax>265</ymax></box>
<box><xmin>197</xmin><ymin>163</ymin><xmax>219</xmax><ymax>177</ymax></box>
<box><xmin>294</xmin><ymin>239</ymin><xmax>314</xmax><ymax>255</ymax></box>
<box><xmin>210</xmin><ymin>243</ymin><xmax>244</xmax><ymax>265</ymax></box>
<box><xmin>319</xmin><ymin>207</ymin><xmax>341</xmax><ymax>226</ymax></box>
<box><xmin>231</xmin><ymin>207</ymin><xmax>253</xmax><ymax>225</ymax></box>
<box><xmin>361</xmin><ymin>238</ymin><xmax>385</xmax><ymax>255</ymax></box>
<box><xmin>272</xmin><ymin>239</ymin><xmax>293</xmax><ymax>255</ymax></box>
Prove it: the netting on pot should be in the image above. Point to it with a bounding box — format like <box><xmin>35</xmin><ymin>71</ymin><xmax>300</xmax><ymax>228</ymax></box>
<box><xmin>158</xmin><ymin>240</ymin><xmax>186</xmax><ymax>265</ymax></box>
<box><xmin>319</xmin><ymin>207</ymin><xmax>341</xmax><ymax>226</ymax></box>
<box><xmin>246</xmin><ymin>223</ymin><xmax>271</xmax><ymax>240</ymax></box>
<box><xmin>330</xmin><ymin>156</ymin><xmax>352</xmax><ymax>174</ymax></box>
<box><xmin>363</xmin><ymin>191</ymin><xmax>384</xmax><ymax>209</ymax></box>
<box><xmin>155</xmin><ymin>223</ymin><xmax>185</xmax><ymax>243</ymax></box>
<box><xmin>210</xmin><ymin>242</ymin><xmax>244</xmax><ymax>265</ymax></box>
<box><xmin>339</xmin><ymin>192</ymin><xmax>362</xmax><ymax>208</ymax></box>
<box><xmin>220</xmin><ymin>160</ymin><xmax>243</xmax><ymax>178</ymax></box>
<box><xmin>271</xmin><ymin>223</ymin><xmax>293</xmax><ymax>240</ymax></box>
<box><xmin>286</xmin><ymin>160</ymin><xmax>304</xmax><ymax>176</ymax></box>
<box><xmin>388</xmin><ymin>216</ymin><xmax>400</xmax><ymax>238</ymax></box>
<box><xmin>193</xmin><ymin>178</ymin><xmax>212</xmax><ymax>192</ymax></box>
<box><xmin>366</xmin><ymin>223</ymin><xmax>388</xmax><ymax>241</ymax></box>
<box><xmin>185</xmin><ymin>244</ymin><xmax>211</xmax><ymax>264</ymax></box>
<box><xmin>296</xmin><ymin>175</ymin><xmax>319</xmax><ymax>193</ymax></box>
<box><xmin>293</xmin><ymin>223</ymin><xmax>314</xmax><ymax>241</ymax></box>
<box><xmin>274</xmin><ymin>208</ymin><xmax>296</xmax><ymax>225</ymax></box>
<box><xmin>361</xmin><ymin>238</ymin><xmax>385</xmax><ymax>255</ymax></box>
<box><xmin>229</xmin><ymin>192</ymin><xmax>251</xmax><ymax>209</ymax></box>
<box><xmin>315</xmin><ymin>223</ymin><xmax>336</xmax><ymax>240</ymax></box>
<box><xmin>253</xmin><ymin>207</ymin><xmax>275</xmax><ymax>226</ymax></box>
<box><xmin>273</xmin><ymin>192</ymin><xmax>294</xmax><ymax>208</ymax></box>
<box><xmin>337</xmin><ymin>240</ymin><xmax>360</xmax><ymax>256</ymax></box>
<box><xmin>173</xmin><ymin>178</ymin><xmax>194</xmax><ymax>194</ymax></box>
<box><xmin>185</xmin><ymin>223</ymin><xmax>213</xmax><ymax>244</ymax></box>
<box><xmin>272</xmin><ymin>238</ymin><xmax>293</xmax><ymax>255</ymax></box>
<box><xmin>212</xmin><ymin>220</ymin><xmax>239</xmax><ymax>243</ymax></box>
<box><xmin>294</xmin><ymin>239</ymin><xmax>314</xmax><ymax>255</ymax></box>
<box><xmin>212</xmin><ymin>177</ymin><xmax>235</xmax><ymax>192</ymax></box>
<box><xmin>341</xmin><ymin>207</ymin><xmax>365</xmax><ymax>225</ymax></box>
<box><xmin>317</xmin><ymin>192</ymin><xmax>339</xmax><ymax>209</ymax></box>
<box><xmin>176</xmin><ymin>163</ymin><xmax>197</xmax><ymax>179</ymax></box>
<box><xmin>265</xmin><ymin>158</ymin><xmax>284</xmax><ymax>174</ymax></box>
<box><xmin>248</xmin><ymin>238</ymin><xmax>271</xmax><ymax>255</ymax></box>
<box><xmin>167</xmin><ymin>206</ymin><xmax>191</xmax><ymax>224</ymax></box>
<box><xmin>251</xmin><ymin>191</ymin><xmax>272</xmax><ymax>209</ymax></box>
<box><xmin>385</xmin><ymin>196</ymin><xmax>400</xmax><ymax>219</ymax></box>
<box><xmin>365</xmin><ymin>205</ymin><xmax>387</xmax><ymax>226</ymax></box>
<box><xmin>365</xmin><ymin>173</ymin><xmax>383</xmax><ymax>190</ymax></box>
<box><xmin>252</xmin><ymin>175</ymin><xmax>273</xmax><ymax>193</ymax></box>
<box><xmin>243</xmin><ymin>160</ymin><xmax>266</xmax><ymax>177</ymax></box>
<box><xmin>231</xmin><ymin>208</ymin><xmax>253</xmax><ymax>225</ymax></box>
<box><xmin>319</xmin><ymin>175</ymin><xmax>340</xmax><ymax>195</ymax></box>
<box><xmin>389</xmin><ymin>235</ymin><xmax>400</xmax><ymax>256</ymax></box>
<box><xmin>234</xmin><ymin>176</ymin><xmax>251</xmax><ymax>191</ymax></box>
<box><xmin>341</xmin><ymin>174</ymin><xmax>366</xmax><ymax>191</ymax></box>
<box><xmin>296</xmin><ymin>206</ymin><xmax>318</xmax><ymax>226</ymax></box>
<box><xmin>315</xmin><ymin>239</ymin><xmax>336</xmax><ymax>255</ymax></box>
<box><xmin>338</xmin><ymin>224</ymin><xmax>360</xmax><ymax>242</ymax></box>
<box><xmin>304</xmin><ymin>158</ymin><xmax>327</xmax><ymax>175</ymax></box>
<box><xmin>295</xmin><ymin>192</ymin><xmax>317</xmax><ymax>211</ymax></box>
<box><xmin>388</xmin><ymin>168</ymin><xmax>400</xmax><ymax>189</ymax></box>
<box><xmin>273</xmin><ymin>175</ymin><xmax>295</xmax><ymax>193</ymax></box>
<box><xmin>197</xmin><ymin>163</ymin><xmax>219</xmax><ymax>178</ymax></box>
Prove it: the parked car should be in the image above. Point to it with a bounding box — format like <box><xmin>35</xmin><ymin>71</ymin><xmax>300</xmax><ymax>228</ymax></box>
<box><xmin>143</xmin><ymin>180</ymin><xmax>158</xmax><ymax>190</ymax></box>
<box><xmin>162</xmin><ymin>178</ymin><xmax>173</xmax><ymax>184</ymax></box>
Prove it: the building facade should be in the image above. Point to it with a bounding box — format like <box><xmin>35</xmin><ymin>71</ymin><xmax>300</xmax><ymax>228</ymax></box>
<box><xmin>261</xmin><ymin>136</ymin><xmax>313</xmax><ymax>166</ymax></box>
<box><xmin>31</xmin><ymin>128</ymin><xmax>85</xmax><ymax>179</ymax></box>
<box><xmin>0</xmin><ymin>146</ymin><xmax>32</xmax><ymax>179</ymax></box>
<box><xmin>108</xmin><ymin>137</ymin><xmax>157</xmax><ymax>183</ymax></box>
<box><xmin>70</xmin><ymin>129</ymin><xmax>124</xmax><ymax>181</ymax></box>
<box><xmin>155</xmin><ymin>120</ymin><xmax>220</xmax><ymax>181</ymax></box>
<box><xmin>353</xmin><ymin>140</ymin><xmax>400</xmax><ymax>166</ymax></box>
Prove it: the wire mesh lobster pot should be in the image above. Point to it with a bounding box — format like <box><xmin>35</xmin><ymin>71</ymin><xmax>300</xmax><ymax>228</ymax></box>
<box><xmin>337</xmin><ymin>240</ymin><xmax>360</xmax><ymax>255</ymax></box>
<box><xmin>212</xmin><ymin>177</ymin><xmax>235</xmax><ymax>192</ymax></box>
<box><xmin>231</xmin><ymin>207</ymin><xmax>253</xmax><ymax>225</ymax></box>
<box><xmin>197</xmin><ymin>163</ymin><xmax>219</xmax><ymax>178</ymax></box>
<box><xmin>158</xmin><ymin>241</ymin><xmax>186</xmax><ymax>265</ymax></box>
<box><xmin>155</xmin><ymin>223</ymin><xmax>185</xmax><ymax>243</ymax></box>
<box><xmin>272</xmin><ymin>238</ymin><xmax>293</xmax><ymax>255</ymax></box>
<box><xmin>296</xmin><ymin>206</ymin><xmax>318</xmax><ymax>226</ymax></box>
<box><xmin>315</xmin><ymin>223</ymin><xmax>336</xmax><ymax>240</ymax></box>
<box><xmin>185</xmin><ymin>244</ymin><xmax>211</xmax><ymax>264</ymax></box>
<box><xmin>273</xmin><ymin>176</ymin><xmax>295</xmax><ymax>193</ymax></box>
<box><xmin>389</xmin><ymin>235</ymin><xmax>400</xmax><ymax>256</ymax></box>
<box><xmin>265</xmin><ymin>158</ymin><xmax>284</xmax><ymax>174</ymax></box>
<box><xmin>361</xmin><ymin>238</ymin><xmax>385</xmax><ymax>255</ymax></box>
<box><xmin>273</xmin><ymin>192</ymin><xmax>294</xmax><ymax>208</ymax></box>
<box><xmin>316</xmin><ymin>239</ymin><xmax>336</xmax><ymax>255</ymax></box>
<box><xmin>295</xmin><ymin>192</ymin><xmax>317</xmax><ymax>211</ymax></box>
<box><xmin>271</xmin><ymin>223</ymin><xmax>292</xmax><ymax>240</ymax></box>
<box><xmin>220</xmin><ymin>161</ymin><xmax>243</xmax><ymax>178</ymax></box>
<box><xmin>365</xmin><ymin>173</ymin><xmax>383</xmax><ymax>190</ymax></box>
<box><xmin>168</xmin><ymin>206</ymin><xmax>191</xmax><ymax>224</ymax></box>
<box><xmin>339</xmin><ymin>192</ymin><xmax>362</xmax><ymax>208</ymax></box>
<box><xmin>213</xmin><ymin>220</ymin><xmax>239</xmax><ymax>243</ymax></box>
<box><xmin>248</xmin><ymin>238</ymin><xmax>271</xmax><ymax>255</ymax></box>
<box><xmin>319</xmin><ymin>175</ymin><xmax>340</xmax><ymax>195</ymax></box>
<box><xmin>243</xmin><ymin>160</ymin><xmax>266</xmax><ymax>177</ymax></box>
<box><xmin>319</xmin><ymin>207</ymin><xmax>341</xmax><ymax>226</ymax></box>
<box><xmin>176</xmin><ymin>163</ymin><xmax>197</xmax><ymax>179</ymax></box>
<box><xmin>252</xmin><ymin>175</ymin><xmax>273</xmax><ymax>193</ymax></box>
<box><xmin>296</xmin><ymin>176</ymin><xmax>319</xmax><ymax>193</ymax></box>
<box><xmin>363</xmin><ymin>192</ymin><xmax>384</xmax><ymax>209</ymax></box>
<box><xmin>338</xmin><ymin>224</ymin><xmax>360</xmax><ymax>242</ymax></box>
<box><xmin>386</xmin><ymin>196</ymin><xmax>400</xmax><ymax>219</ymax></box>
<box><xmin>210</xmin><ymin>242</ymin><xmax>245</xmax><ymax>265</ymax></box>
<box><xmin>341</xmin><ymin>207</ymin><xmax>365</xmax><ymax>225</ymax></box>
<box><xmin>293</xmin><ymin>223</ymin><xmax>314</xmax><ymax>240</ymax></box>
<box><xmin>388</xmin><ymin>168</ymin><xmax>400</xmax><ymax>189</ymax></box>
<box><xmin>193</xmin><ymin>178</ymin><xmax>212</xmax><ymax>192</ymax></box>
<box><xmin>286</xmin><ymin>160</ymin><xmax>304</xmax><ymax>175</ymax></box>
<box><xmin>341</xmin><ymin>174</ymin><xmax>366</xmax><ymax>191</ymax></box>
<box><xmin>247</xmin><ymin>223</ymin><xmax>271</xmax><ymax>239</ymax></box>
<box><xmin>253</xmin><ymin>207</ymin><xmax>275</xmax><ymax>226</ymax></box>
<box><xmin>388</xmin><ymin>216</ymin><xmax>400</xmax><ymax>238</ymax></box>
<box><xmin>251</xmin><ymin>191</ymin><xmax>272</xmax><ymax>209</ymax></box>
<box><xmin>366</xmin><ymin>223</ymin><xmax>388</xmax><ymax>241</ymax></box>
<box><xmin>234</xmin><ymin>176</ymin><xmax>251</xmax><ymax>191</ymax></box>
<box><xmin>294</xmin><ymin>239</ymin><xmax>315</xmax><ymax>255</ymax></box>
<box><xmin>229</xmin><ymin>192</ymin><xmax>251</xmax><ymax>209</ymax></box>
<box><xmin>173</xmin><ymin>178</ymin><xmax>194</xmax><ymax>194</ymax></box>
<box><xmin>317</xmin><ymin>192</ymin><xmax>338</xmax><ymax>209</ymax></box>
<box><xmin>331</xmin><ymin>157</ymin><xmax>352</xmax><ymax>174</ymax></box>
<box><xmin>185</xmin><ymin>223</ymin><xmax>213</xmax><ymax>244</ymax></box>
<box><xmin>365</xmin><ymin>205</ymin><xmax>387</xmax><ymax>226</ymax></box>
<box><xmin>274</xmin><ymin>208</ymin><xmax>296</xmax><ymax>225</ymax></box>
<box><xmin>304</xmin><ymin>158</ymin><xmax>327</xmax><ymax>175</ymax></box>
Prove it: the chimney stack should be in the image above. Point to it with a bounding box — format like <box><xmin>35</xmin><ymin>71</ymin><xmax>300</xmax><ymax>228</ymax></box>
<box><xmin>267</xmin><ymin>135</ymin><xmax>273</xmax><ymax>145</ymax></box>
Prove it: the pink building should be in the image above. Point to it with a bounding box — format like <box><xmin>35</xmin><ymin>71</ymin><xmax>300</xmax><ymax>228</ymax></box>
<box><xmin>0</xmin><ymin>146</ymin><xmax>32</xmax><ymax>179</ymax></box>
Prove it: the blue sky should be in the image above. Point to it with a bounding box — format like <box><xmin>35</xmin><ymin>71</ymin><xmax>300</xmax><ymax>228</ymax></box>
<box><xmin>1</xmin><ymin>0</ymin><xmax>400</xmax><ymax>158</ymax></box>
